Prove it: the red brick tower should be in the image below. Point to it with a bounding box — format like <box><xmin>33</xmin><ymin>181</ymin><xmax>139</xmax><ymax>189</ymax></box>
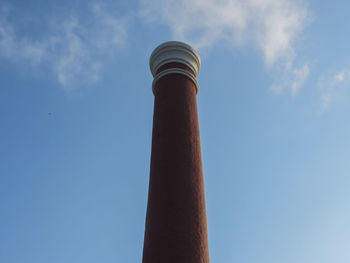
<box><xmin>142</xmin><ymin>41</ymin><xmax>210</xmax><ymax>263</ymax></box>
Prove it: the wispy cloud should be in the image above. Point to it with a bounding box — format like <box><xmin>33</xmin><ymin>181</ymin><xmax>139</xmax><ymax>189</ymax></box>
<box><xmin>319</xmin><ymin>68</ymin><xmax>350</xmax><ymax>111</ymax></box>
<box><xmin>0</xmin><ymin>6</ymin><xmax>49</xmax><ymax>64</ymax></box>
<box><xmin>0</xmin><ymin>4</ymin><xmax>127</xmax><ymax>90</ymax></box>
<box><xmin>291</xmin><ymin>64</ymin><xmax>310</xmax><ymax>96</ymax></box>
<box><xmin>140</xmin><ymin>0</ymin><xmax>310</xmax><ymax>95</ymax></box>
<box><xmin>269</xmin><ymin>63</ymin><xmax>310</xmax><ymax>95</ymax></box>
<box><xmin>139</xmin><ymin>0</ymin><xmax>308</xmax><ymax>66</ymax></box>
<box><xmin>332</xmin><ymin>70</ymin><xmax>347</xmax><ymax>86</ymax></box>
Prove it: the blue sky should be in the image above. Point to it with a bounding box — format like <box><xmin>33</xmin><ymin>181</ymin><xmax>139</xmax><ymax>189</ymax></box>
<box><xmin>1</xmin><ymin>0</ymin><xmax>350</xmax><ymax>262</ymax></box>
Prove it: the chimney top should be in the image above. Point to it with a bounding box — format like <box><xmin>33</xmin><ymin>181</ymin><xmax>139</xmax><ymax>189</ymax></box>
<box><xmin>149</xmin><ymin>41</ymin><xmax>201</xmax><ymax>78</ymax></box>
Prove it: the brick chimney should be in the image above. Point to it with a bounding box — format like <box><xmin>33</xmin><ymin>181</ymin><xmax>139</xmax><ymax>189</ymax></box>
<box><xmin>142</xmin><ymin>41</ymin><xmax>210</xmax><ymax>263</ymax></box>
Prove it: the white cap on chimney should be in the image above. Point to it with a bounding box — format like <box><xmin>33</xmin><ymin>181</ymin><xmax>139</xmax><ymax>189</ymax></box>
<box><xmin>149</xmin><ymin>41</ymin><xmax>201</xmax><ymax>77</ymax></box>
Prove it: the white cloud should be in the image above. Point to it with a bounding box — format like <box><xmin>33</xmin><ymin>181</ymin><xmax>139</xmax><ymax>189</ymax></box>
<box><xmin>0</xmin><ymin>4</ymin><xmax>127</xmax><ymax>90</ymax></box>
<box><xmin>140</xmin><ymin>0</ymin><xmax>308</xmax><ymax>68</ymax></box>
<box><xmin>140</xmin><ymin>0</ymin><xmax>310</xmax><ymax>95</ymax></box>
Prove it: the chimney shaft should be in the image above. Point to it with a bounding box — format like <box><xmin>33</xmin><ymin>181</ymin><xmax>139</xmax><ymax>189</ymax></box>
<box><xmin>142</xmin><ymin>41</ymin><xmax>209</xmax><ymax>263</ymax></box>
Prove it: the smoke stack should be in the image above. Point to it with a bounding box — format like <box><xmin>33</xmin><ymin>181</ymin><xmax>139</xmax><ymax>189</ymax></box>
<box><xmin>142</xmin><ymin>41</ymin><xmax>210</xmax><ymax>263</ymax></box>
